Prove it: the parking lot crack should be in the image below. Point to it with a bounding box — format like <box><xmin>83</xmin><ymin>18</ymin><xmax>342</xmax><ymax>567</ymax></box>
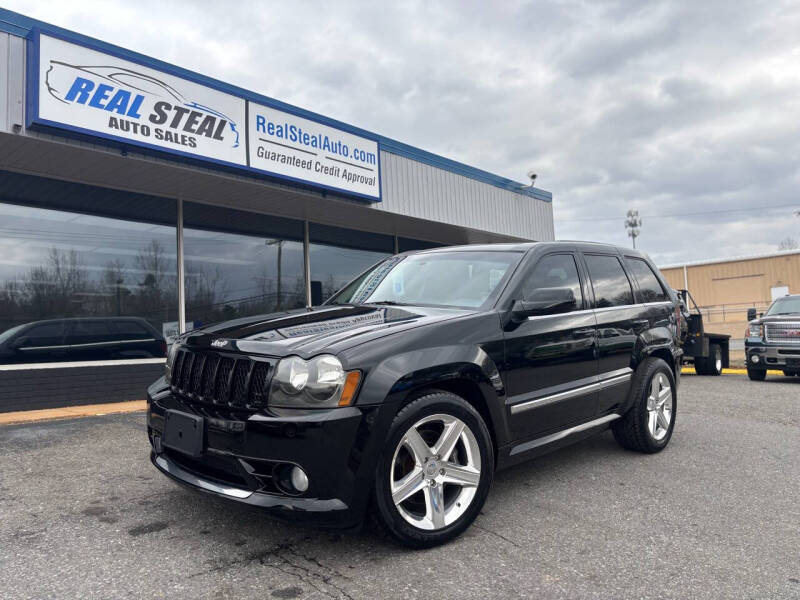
<box><xmin>472</xmin><ymin>523</ymin><xmax>520</xmax><ymax>548</ymax></box>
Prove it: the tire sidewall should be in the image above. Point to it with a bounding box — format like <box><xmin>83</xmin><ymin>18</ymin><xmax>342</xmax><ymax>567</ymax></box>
<box><xmin>373</xmin><ymin>392</ymin><xmax>494</xmax><ymax>548</ymax></box>
<box><xmin>709</xmin><ymin>345</ymin><xmax>722</xmax><ymax>376</ymax></box>
<box><xmin>637</xmin><ymin>361</ymin><xmax>677</xmax><ymax>452</ymax></box>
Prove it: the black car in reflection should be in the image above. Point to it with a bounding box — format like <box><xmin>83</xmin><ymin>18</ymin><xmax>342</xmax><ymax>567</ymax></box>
<box><xmin>0</xmin><ymin>317</ymin><xmax>167</xmax><ymax>364</ymax></box>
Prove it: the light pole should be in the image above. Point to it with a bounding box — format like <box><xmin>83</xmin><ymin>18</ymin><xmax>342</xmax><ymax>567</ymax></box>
<box><xmin>625</xmin><ymin>209</ymin><xmax>642</xmax><ymax>249</ymax></box>
<box><xmin>265</xmin><ymin>239</ymin><xmax>283</xmax><ymax>309</ymax></box>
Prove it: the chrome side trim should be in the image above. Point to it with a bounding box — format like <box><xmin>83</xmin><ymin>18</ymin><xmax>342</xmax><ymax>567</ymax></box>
<box><xmin>509</xmin><ymin>368</ymin><xmax>632</xmax><ymax>415</ymax></box>
<box><xmin>510</xmin><ymin>380</ymin><xmax>597</xmax><ymax>414</ymax></box>
<box><xmin>509</xmin><ymin>413</ymin><xmax>621</xmax><ymax>456</ymax></box>
<box><xmin>19</xmin><ymin>338</ymin><xmax>157</xmax><ymax>351</ymax></box>
<box><xmin>526</xmin><ymin>301</ymin><xmax>672</xmax><ymax>321</ymax></box>
<box><xmin>154</xmin><ymin>455</ymin><xmax>253</xmax><ymax>499</ymax></box>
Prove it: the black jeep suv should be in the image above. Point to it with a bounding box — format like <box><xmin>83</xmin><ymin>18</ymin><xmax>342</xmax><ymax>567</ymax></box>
<box><xmin>745</xmin><ymin>294</ymin><xmax>800</xmax><ymax>380</ymax></box>
<box><xmin>147</xmin><ymin>241</ymin><xmax>681</xmax><ymax>547</ymax></box>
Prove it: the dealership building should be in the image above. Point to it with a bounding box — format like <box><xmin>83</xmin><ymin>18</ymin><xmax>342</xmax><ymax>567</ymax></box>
<box><xmin>0</xmin><ymin>9</ymin><xmax>554</xmax><ymax>411</ymax></box>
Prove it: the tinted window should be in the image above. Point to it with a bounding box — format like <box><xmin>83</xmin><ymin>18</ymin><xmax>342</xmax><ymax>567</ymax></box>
<box><xmin>70</xmin><ymin>320</ymin><xmax>112</xmax><ymax>344</ymax></box>
<box><xmin>625</xmin><ymin>258</ymin><xmax>668</xmax><ymax>303</ymax></box>
<box><xmin>523</xmin><ymin>254</ymin><xmax>583</xmax><ymax>310</ymax></box>
<box><xmin>110</xmin><ymin>320</ymin><xmax>152</xmax><ymax>339</ymax></box>
<box><xmin>585</xmin><ymin>255</ymin><xmax>634</xmax><ymax>308</ymax></box>
<box><xmin>21</xmin><ymin>323</ymin><xmax>64</xmax><ymax>347</ymax></box>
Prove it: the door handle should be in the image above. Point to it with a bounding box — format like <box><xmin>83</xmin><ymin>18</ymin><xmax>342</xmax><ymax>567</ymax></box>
<box><xmin>572</xmin><ymin>328</ymin><xmax>595</xmax><ymax>338</ymax></box>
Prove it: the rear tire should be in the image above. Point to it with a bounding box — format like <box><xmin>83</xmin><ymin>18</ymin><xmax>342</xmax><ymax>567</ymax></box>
<box><xmin>371</xmin><ymin>392</ymin><xmax>494</xmax><ymax>548</ymax></box>
<box><xmin>747</xmin><ymin>367</ymin><xmax>767</xmax><ymax>381</ymax></box>
<box><xmin>612</xmin><ymin>358</ymin><xmax>676</xmax><ymax>453</ymax></box>
<box><xmin>706</xmin><ymin>344</ymin><xmax>723</xmax><ymax>376</ymax></box>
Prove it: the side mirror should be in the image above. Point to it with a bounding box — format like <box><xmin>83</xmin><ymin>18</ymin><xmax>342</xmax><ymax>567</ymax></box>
<box><xmin>10</xmin><ymin>336</ymin><xmax>29</xmax><ymax>350</ymax></box>
<box><xmin>746</xmin><ymin>308</ymin><xmax>757</xmax><ymax>322</ymax></box>
<box><xmin>511</xmin><ymin>287</ymin><xmax>577</xmax><ymax>322</ymax></box>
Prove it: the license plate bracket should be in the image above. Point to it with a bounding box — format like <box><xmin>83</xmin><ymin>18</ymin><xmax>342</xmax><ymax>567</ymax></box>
<box><xmin>163</xmin><ymin>410</ymin><xmax>204</xmax><ymax>457</ymax></box>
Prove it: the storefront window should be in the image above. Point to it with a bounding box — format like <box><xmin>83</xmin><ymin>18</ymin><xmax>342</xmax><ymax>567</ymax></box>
<box><xmin>0</xmin><ymin>202</ymin><xmax>177</xmax><ymax>364</ymax></box>
<box><xmin>183</xmin><ymin>203</ymin><xmax>305</xmax><ymax>327</ymax></box>
<box><xmin>309</xmin><ymin>224</ymin><xmax>393</xmax><ymax>303</ymax></box>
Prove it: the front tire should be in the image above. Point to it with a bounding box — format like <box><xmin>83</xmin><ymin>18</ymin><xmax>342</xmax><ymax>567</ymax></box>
<box><xmin>612</xmin><ymin>358</ymin><xmax>676</xmax><ymax>453</ymax></box>
<box><xmin>372</xmin><ymin>392</ymin><xmax>494</xmax><ymax>548</ymax></box>
<box><xmin>747</xmin><ymin>367</ymin><xmax>766</xmax><ymax>381</ymax></box>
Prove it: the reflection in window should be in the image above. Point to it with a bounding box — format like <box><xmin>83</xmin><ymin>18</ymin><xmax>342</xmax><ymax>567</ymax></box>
<box><xmin>183</xmin><ymin>228</ymin><xmax>305</xmax><ymax>327</ymax></box>
<box><xmin>0</xmin><ymin>202</ymin><xmax>176</xmax><ymax>363</ymax></box>
<box><xmin>309</xmin><ymin>243</ymin><xmax>390</xmax><ymax>304</ymax></box>
<box><xmin>585</xmin><ymin>254</ymin><xmax>634</xmax><ymax>308</ymax></box>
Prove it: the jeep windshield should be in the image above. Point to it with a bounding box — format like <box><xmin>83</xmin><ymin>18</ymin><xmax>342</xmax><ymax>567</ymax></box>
<box><xmin>328</xmin><ymin>250</ymin><xmax>522</xmax><ymax>309</ymax></box>
<box><xmin>766</xmin><ymin>296</ymin><xmax>800</xmax><ymax>316</ymax></box>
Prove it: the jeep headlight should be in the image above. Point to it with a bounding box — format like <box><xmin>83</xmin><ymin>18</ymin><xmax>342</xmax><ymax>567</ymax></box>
<box><xmin>164</xmin><ymin>342</ymin><xmax>179</xmax><ymax>383</ymax></box>
<box><xmin>270</xmin><ymin>355</ymin><xmax>360</xmax><ymax>408</ymax></box>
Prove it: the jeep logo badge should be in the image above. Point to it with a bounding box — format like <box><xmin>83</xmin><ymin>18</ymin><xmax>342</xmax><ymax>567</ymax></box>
<box><xmin>211</xmin><ymin>339</ymin><xmax>229</xmax><ymax>348</ymax></box>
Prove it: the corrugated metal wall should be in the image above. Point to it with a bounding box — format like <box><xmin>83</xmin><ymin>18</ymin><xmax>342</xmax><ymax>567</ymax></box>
<box><xmin>661</xmin><ymin>253</ymin><xmax>800</xmax><ymax>308</ymax></box>
<box><xmin>377</xmin><ymin>151</ymin><xmax>553</xmax><ymax>241</ymax></box>
<box><xmin>0</xmin><ymin>31</ymin><xmax>553</xmax><ymax>242</ymax></box>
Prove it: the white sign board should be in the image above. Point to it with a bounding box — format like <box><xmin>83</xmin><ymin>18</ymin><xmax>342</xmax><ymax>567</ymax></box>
<box><xmin>248</xmin><ymin>102</ymin><xmax>381</xmax><ymax>200</ymax></box>
<box><xmin>32</xmin><ymin>33</ymin><xmax>247</xmax><ymax>167</ymax></box>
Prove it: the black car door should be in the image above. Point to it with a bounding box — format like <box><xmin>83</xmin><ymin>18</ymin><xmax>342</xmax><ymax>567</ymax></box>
<box><xmin>503</xmin><ymin>252</ymin><xmax>599</xmax><ymax>441</ymax></box>
<box><xmin>66</xmin><ymin>319</ymin><xmax>118</xmax><ymax>361</ymax></box>
<box><xmin>581</xmin><ymin>253</ymin><xmax>639</xmax><ymax>412</ymax></box>
<box><xmin>12</xmin><ymin>322</ymin><xmax>67</xmax><ymax>363</ymax></box>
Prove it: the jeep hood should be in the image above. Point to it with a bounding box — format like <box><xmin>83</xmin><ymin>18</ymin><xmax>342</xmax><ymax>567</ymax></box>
<box><xmin>182</xmin><ymin>304</ymin><xmax>474</xmax><ymax>357</ymax></box>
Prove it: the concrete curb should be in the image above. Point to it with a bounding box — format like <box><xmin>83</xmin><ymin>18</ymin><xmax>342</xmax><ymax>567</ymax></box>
<box><xmin>681</xmin><ymin>368</ymin><xmax>783</xmax><ymax>376</ymax></box>
<box><xmin>0</xmin><ymin>400</ymin><xmax>146</xmax><ymax>426</ymax></box>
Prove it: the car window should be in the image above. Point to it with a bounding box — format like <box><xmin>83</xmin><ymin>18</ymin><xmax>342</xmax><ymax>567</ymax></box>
<box><xmin>329</xmin><ymin>251</ymin><xmax>522</xmax><ymax>308</ymax></box>
<box><xmin>111</xmin><ymin>320</ymin><xmax>152</xmax><ymax>339</ymax></box>
<box><xmin>523</xmin><ymin>254</ymin><xmax>583</xmax><ymax>310</ymax></box>
<box><xmin>624</xmin><ymin>258</ymin><xmax>668</xmax><ymax>303</ymax></box>
<box><xmin>585</xmin><ymin>254</ymin><xmax>634</xmax><ymax>308</ymax></box>
<box><xmin>19</xmin><ymin>323</ymin><xmax>65</xmax><ymax>347</ymax></box>
<box><xmin>69</xmin><ymin>320</ymin><xmax>112</xmax><ymax>345</ymax></box>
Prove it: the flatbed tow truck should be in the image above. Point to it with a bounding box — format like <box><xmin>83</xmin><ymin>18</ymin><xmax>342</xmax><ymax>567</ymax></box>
<box><xmin>676</xmin><ymin>288</ymin><xmax>731</xmax><ymax>376</ymax></box>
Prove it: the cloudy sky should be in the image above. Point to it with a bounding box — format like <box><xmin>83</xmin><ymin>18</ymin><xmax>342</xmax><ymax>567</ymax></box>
<box><xmin>6</xmin><ymin>0</ymin><xmax>800</xmax><ymax>264</ymax></box>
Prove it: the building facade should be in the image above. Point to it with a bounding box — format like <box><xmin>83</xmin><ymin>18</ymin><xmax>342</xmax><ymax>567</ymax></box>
<box><xmin>0</xmin><ymin>9</ymin><xmax>554</xmax><ymax>411</ymax></box>
<box><xmin>660</xmin><ymin>250</ymin><xmax>800</xmax><ymax>339</ymax></box>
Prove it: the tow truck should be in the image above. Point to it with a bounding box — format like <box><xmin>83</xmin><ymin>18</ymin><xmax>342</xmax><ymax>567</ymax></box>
<box><xmin>675</xmin><ymin>289</ymin><xmax>731</xmax><ymax>376</ymax></box>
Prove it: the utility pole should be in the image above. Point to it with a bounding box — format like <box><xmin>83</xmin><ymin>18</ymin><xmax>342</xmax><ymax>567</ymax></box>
<box><xmin>625</xmin><ymin>209</ymin><xmax>642</xmax><ymax>249</ymax></box>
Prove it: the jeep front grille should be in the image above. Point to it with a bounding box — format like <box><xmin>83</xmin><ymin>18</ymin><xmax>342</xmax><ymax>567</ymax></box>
<box><xmin>764</xmin><ymin>322</ymin><xmax>800</xmax><ymax>344</ymax></box>
<box><xmin>170</xmin><ymin>348</ymin><xmax>275</xmax><ymax>409</ymax></box>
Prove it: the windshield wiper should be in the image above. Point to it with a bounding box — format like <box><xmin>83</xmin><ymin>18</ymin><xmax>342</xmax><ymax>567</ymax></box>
<box><xmin>367</xmin><ymin>300</ymin><xmax>411</xmax><ymax>306</ymax></box>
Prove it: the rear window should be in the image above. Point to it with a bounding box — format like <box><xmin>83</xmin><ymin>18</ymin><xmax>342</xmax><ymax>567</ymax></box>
<box><xmin>585</xmin><ymin>254</ymin><xmax>634</xmax><ymax>308</ymax></box>
<box><xmin>625</xmin><ymin>258</ymin><xmax>668</xmax><ymax>303</ymax></box>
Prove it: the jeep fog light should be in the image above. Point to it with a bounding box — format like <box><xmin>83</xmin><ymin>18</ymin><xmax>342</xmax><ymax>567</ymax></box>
<box><xmin>290</xmin><ymin>466</ymin><xmax>309</xmax><ymax>493</ymax></box>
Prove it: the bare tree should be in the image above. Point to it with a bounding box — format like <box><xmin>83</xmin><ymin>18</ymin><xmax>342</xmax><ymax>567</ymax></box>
<box><xmin>778</xmin><ymin>237</ymin><xmax>799</xmax><ymax>250</ymax></box>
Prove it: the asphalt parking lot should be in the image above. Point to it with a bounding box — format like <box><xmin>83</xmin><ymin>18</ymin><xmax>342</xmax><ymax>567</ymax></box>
<box><xmin>1</xmin><ymin>374</ymin><xmax>798</xmax><ymax>600</ymax></box>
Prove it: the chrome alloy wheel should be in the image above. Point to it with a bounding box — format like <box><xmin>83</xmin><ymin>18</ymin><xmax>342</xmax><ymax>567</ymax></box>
<box><xmin>646</xmin><ymin>372</ymin><xmax>673</xmax><ymax>441</ymax></box>
<box><xmin>390</xmin><ymin>414</ymin><xmax>481</xmax><ymax>531</ymax></box>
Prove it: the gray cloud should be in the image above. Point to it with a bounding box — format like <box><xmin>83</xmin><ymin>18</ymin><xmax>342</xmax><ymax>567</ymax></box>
<box><xmin>7</xmin><ymin>0</ymin><xmax>800</xmax><ymax>264</ymax></box>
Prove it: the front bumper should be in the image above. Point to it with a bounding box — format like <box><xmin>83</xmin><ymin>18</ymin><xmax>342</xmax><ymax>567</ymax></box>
<box><xmin>745</xmin><ymin>342</ymin><xmax>800</xmax><ymax>370</ymax></box>
<box><xmin>146</xmin><ymin>382</ymin><xmax>381</xmax><ymax>529</ymax></box>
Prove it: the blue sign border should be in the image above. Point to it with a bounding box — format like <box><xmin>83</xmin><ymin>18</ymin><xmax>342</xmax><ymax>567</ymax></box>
<box><xmin>25</xmin><ymin>28</ymin><xmax>382</xmax><ymax>203</ymax></box>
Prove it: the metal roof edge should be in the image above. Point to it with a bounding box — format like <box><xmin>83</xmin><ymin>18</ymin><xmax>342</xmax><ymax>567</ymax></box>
<box><xmin>0</xmin><ymin>8</ymin><xmax>552</xmax><ymax>203</ymax></box>
<box><xmin>659</xmin><ymin>248</ymin><xmax>800</xmax><ymax>270</ymax></box>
